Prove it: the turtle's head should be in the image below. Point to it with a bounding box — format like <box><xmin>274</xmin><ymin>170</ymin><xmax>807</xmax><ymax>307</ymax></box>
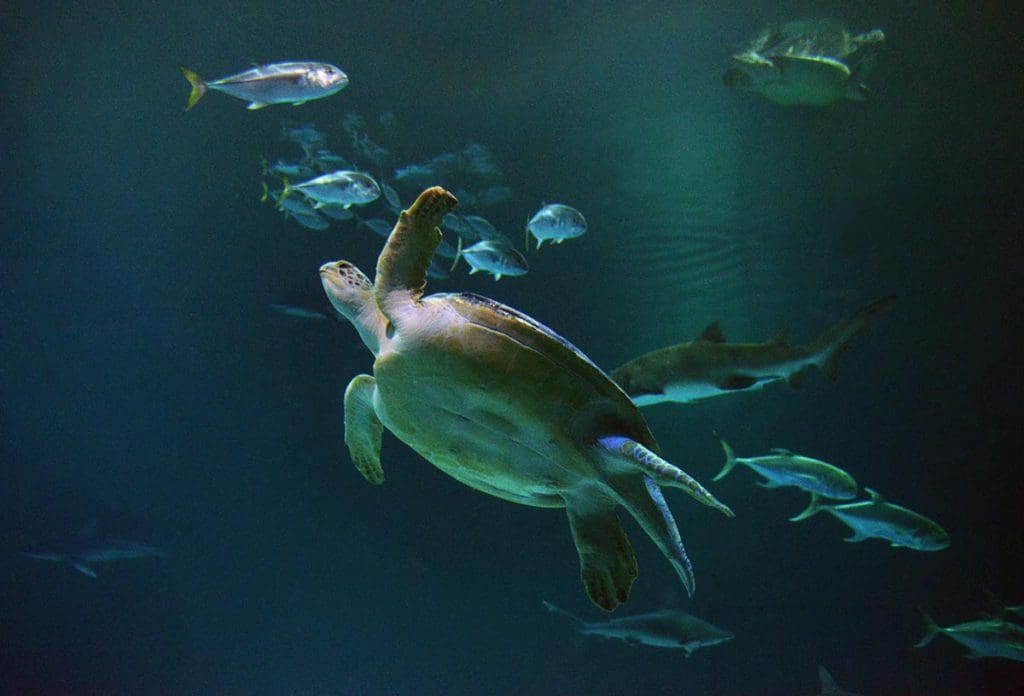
<box><xmin>320</xmin><ymin>260</ymin><xmax>387</xmax><ymax>355</ymax></box>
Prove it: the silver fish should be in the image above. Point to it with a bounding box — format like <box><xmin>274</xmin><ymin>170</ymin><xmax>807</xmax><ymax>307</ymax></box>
<box><xmin>526</xmin><ymin>203</ymin><xmax>587</xmax><ymax>248</ymax></box>
<box><xmin>455</xmin><ymin>240</ymin><xmax>528</xmax><ymax>280</ymax></box>
<box><xmin>916</xmin><ymin>611</ymin><xmax>1024</xmax><ymax>661</ymax></box>
<box><xmin>179</xmin><ymin>62</ymin><xmax>347</xmax><ymax>111</ymax></box>
<box><xmin>791</xmin><ymin>488</ymin><xmax>950</xmax><ymax>551</ymax></box>
<box><xmin>426</xmin><ymin>256</ymin><xmax>451</xmax><ymax>280</ymax></box>
<box><xmin>310</xmin><ymin>149</ymin><xmax>351</xmax><ymax>173</ymax></box>
<box><xmin>442</xmin><ymin>212</ymin><xmax>478</xmax><ymax>240</ymax></box>
<box><xmin>270</xmin><ymin>304</ymin><xmax>329</xmax><ymax>320</ymax></box>
<box><xmin>284</xmin><ymin>170</ymin><xmax>380</xmax><ymax>209</ymax></box>
<box><xmin>611</xmin><ymin>296</ymin><xmax>896</xmax><ymax>406</ymax></box>
<box><xmin>20</xmin><ymin>536</ymin><xmax>165</xmax><ymax>578</ymax></box>
<box><xmin>543</xmin><ymin>601</ymin><xmax>734</xmax><ymax>655</ymax></box>
<box><xmin>714</xmin><ymin>435</ymin><xmax>858</xmax><ymax>501</ymax></box>
<box><xmin>281</xmin><ymin>122</ymin><xmax>327</xmax><ymax>151</ymax></box>
<box><xmin>318</xmin><ymin>204</ymin><xmax>356</xmax><ymax>221</ymax></box>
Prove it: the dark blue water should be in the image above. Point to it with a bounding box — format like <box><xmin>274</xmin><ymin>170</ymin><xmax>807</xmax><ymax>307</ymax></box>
<box><xmin>2</xmin><ymin>2</ymin><xmax>1022</xmax><ymax>694</ymax></box>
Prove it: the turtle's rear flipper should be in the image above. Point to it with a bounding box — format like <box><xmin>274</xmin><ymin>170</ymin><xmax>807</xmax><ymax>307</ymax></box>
<box><xmin>563</xmin><ymin>489</ymin><xmax>638</xmax><ymax>612</ymax></box>
<box><xmin>604</xmin><ymin>469</ymin><xmax>696</xmax><ymax>597</ymax></box>
<box><xmin>344</xmin><ymin>374</ymin><xmax>385</xmax><ymax>484</ymax></box>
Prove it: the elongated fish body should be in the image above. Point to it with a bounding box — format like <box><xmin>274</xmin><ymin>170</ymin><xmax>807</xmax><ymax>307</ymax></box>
<box><xmin>543</xmin><ymin>601</ymin><xmax>733</xmax><ymax>655</ymax></box>
<box><xmin>179</xmin><ymin>62</ymin><xmax>347</xmax><ymax>111</ymax></box>
<box><xmin>286</xmin><ymin>171</ymin><xmax>380</xmax><ymax>209</ymax></box>
<box><xmin>791</xmin><ymin>488</ymin><xmax>950</xmax><ymax>551</ymax></box>
<box><xmin>611</xmin><ymin>296</ymin><xmax>896</xmax><ymax>406</ymax></box>
<box><xmin>20</xmin><ymin>537</ymin><xmax>165</xmax><ymax>577</ymax></box>
<box><xmin>714</xmin><ymin>436</ymin><xmax>857</xmax><ymax>500</ymax></box>
<box><xmin>916</xmin><ymin>612</ymin><xmax>1024</xmax><ymax>661</ymax></box>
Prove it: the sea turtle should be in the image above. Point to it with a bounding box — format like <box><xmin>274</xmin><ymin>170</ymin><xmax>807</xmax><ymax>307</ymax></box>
<box><xmin>724</xmin><ymin>19</ymin><xmax>885</xmax><ymax>105</ymax></box>
<box><xmin>320</xmin><ymin>187</ymin><xmax>733</xmax><ymax>611</ymax></box>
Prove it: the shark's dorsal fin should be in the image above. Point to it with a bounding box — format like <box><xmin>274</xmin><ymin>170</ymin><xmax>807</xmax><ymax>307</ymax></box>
<box><xmin>696</xmin><ymin>322</ymin><xmax>726</xmax><ymax>343</ymax></box>
<box><xmin>768</xmin><ymin>327</ymin><xmax>790</xmax><ymax>345</ymax></box>
<box><xmin>865</xmin><ymin>487</ymin><xmax>884</xmax><ymax>503</ymax></box>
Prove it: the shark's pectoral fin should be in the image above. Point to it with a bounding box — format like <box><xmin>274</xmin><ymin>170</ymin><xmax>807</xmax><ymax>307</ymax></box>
<box><xmin>756</xmin><ymin>479</ymin><xmax>785</xmax><ymax>489</ymax></box>
<box><xmin>563</xmin><ymin>489</ymin><xmax>638</xmax><ymax>612</ymax></box>
<box><xmin>717</xmin><ymin>374</ymin><xmax>758</xmax><ymax>391</ymax></box>
<box><xmin>70</xmin><ymin>559</ymin><xmax>97</xmax><ymax>578</ymax></box>
<box><xmin>843</xmin><ymin>532</ymin><xmax>869</xmax><ymax>543</ymax></box>
<box><xmin>344</xmin><ymin>374</ymin><xmax>385</xmax><ymax>484</ymax></box>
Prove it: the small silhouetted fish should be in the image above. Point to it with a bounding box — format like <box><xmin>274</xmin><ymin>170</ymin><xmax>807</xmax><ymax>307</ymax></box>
<box><xmin>393</xmin><ymin>163</ymin><xmax>437</xmax><ymax>184</ymax></box>
<box><xmin>791</xmin><ymin>488</ymin><xmax>950</xmax><ymax>551</ymax></box>
<box><xmin>311</xmin><ymin>149</ymin><xmax>351</xmax><ymax>172</ymax></box>
<box><xmin>178</xmin><ymin>62</ymin><xmax>347</xmax><ymax>111</ymax></box>
<box><xmin>434</xmin><ymin>237</ymin><xmax>460</xmax><ymax>260</ymax></box>
<box><xmin>381</xmin><ymin>182</ymin><xmax>402</xmax><ymax>213</ymax></box>
<box><xmin>916</xmin><ymin>611</ymin><xmax>1024</xmax><ymax>661</ymax></box>
<box><xmin>427</xmin><ymin>256</ymin><xmax>451</xmax><ymax>280</ymax></box>
<box><xmin>281</xmin><ymin>122</ymin><xmax>327</xmax><ymax>151</ymax></box>
<box><xmin>288</xmin><ymin>209</ymin><xmax>330</xmax><ymax>230</ymax></box>
<box><xmin>270</xmin><ymin>304</ymin><xmax>329</xmax><ymax>320</ymax></box>
<box><xmin>464</xmin><ymin>214</ymin><xmax>513</xmax><ymax>246</ymax></box>
<box><xmin>358</xmin><ymin>217</ymin><xmax>394</xmax><ymax>238</ymax></box>
<box><xmin>543</xmin><ymin>601</ymin><xmax>734</xmax><ymax>656</ymax></box>
<box><xmin>527</xmin><ymin>203</ymin><xmax>587</xmax><ymax>248</ymax></box>
<box><xmin>20</xmin><ymin>536</ymin><xmax>165</xmax><ymax>578</ymax></box>
<box><xmin>319</xmin><ymin>204</ymin><xmax>356</xmax><ymax>221</ymax></box>
<box><xmin>283</xmin><ymin>170</ymin><xmax>380</xmax><ymax>209</ymax></box>
<box><xmin>263</xmin><ymin>158</ymin><xmax>316</xmax><ymax>180</ymax></box>
<box><xmin>442</xmin><ymin>212</ymin><xmax>478</xmax><ymax>240</ymax></box>
<box><xmin>476</xmin><ymin>186</ymin><xmax>513</xmax><ymax>206</ymax></box>
<box><xmin>455</xmin><ymin>240</ymin><xmax>528</xmax><ymax>280</ymax></box>
<box><xmin>462</xmin><ymin>143</ymin><xmax>500</xmax><ymax>177</ymax></box>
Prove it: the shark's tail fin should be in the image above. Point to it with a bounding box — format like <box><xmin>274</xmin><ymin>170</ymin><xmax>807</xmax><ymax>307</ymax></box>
<box><xmin>542</xmin><ymin>600</ymin><xmax>585</xmax><ymax>628</ymax></box>
<box><xmin>811</xmin><ymin>296</ymin><xmax>897</xmax><ymax>381</ymax></box>
<box><xmin>713</xmin><ymin>432</ymin><xmax>738</xmax><ymax>482</ymax></box>
<box><xmin>789</xmin><ymin>493</ymin><xmax>825</xmax><ymax>522</ymax></box>
<box><xmin>914</xmin><ymin>609</ymin><xmax>943</xmax><ymax>648</ymax></box>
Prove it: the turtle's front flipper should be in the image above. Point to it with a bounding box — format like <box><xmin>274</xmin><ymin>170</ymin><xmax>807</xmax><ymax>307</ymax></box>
<box><xmin>375</xmin><ymin>187</ymin><xmax>458</xmax><ymax>318</ymax></box>
<box><xmin>562</xmin><ymin>488</ymin><xmax>638</xmax><ymax>612</ymax></box>
<box><xmin>344</xmin><ymin>374</ymin><xmax>384</xmax><ymax>484</ymax></box>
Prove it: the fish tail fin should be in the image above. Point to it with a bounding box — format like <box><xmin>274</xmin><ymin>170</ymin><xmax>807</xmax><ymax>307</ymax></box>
<box><xmin>277</xmin><ymin>178</ymin><xmax>293</xmax><ymax>209</ymax></box>
<box><xmin>712</xmin><ymin>431</ymin><xmax>737</xmax><ymax>481</ymax></box>
<box><xmin>449</xmin><ymin>235</ymin><xmax>463</xmax><ymax>272</ymax></box>
<box><xmin>178</xmin><ymin>65</ymin><xmax>208</xmax><ymax>111</ymax></box>
<box><xmin>789</xmin><ymin>492</ymin><xmax>825</xmax><ymax>522</ymax></box>
<box><xmin>811</xmin><ymin>295</ymin><xmax>897</xmax><ymax>381</ymax></box>
<box><xmin>260</xmin><ymin>181</ymin><xmax>270</xmax><ymax>203</ymax></box>
<box><xmin>542</xmin><ymin>600</ymin><xmax>584</xmax><ymax>627</ymax></box>
<box><xmin>914</xmin><ymin>609</ymin><xmax>942</xmax><ymax>648</ymax></box>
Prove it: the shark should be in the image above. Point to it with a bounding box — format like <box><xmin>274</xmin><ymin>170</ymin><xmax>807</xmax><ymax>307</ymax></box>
<box><xmin>817</xmin><ymin>666</ymin><xmax>864</xmax><ymax>696</ymax></box>
<box><xmin>20</xmin><ymin>536</ymin><xmax>166</xmax><ymax>578</ymax></box>
<box><xmin>542</xmin><ymin>600</ymin><xmax>734</xmax><ymax>655</ymax></box>
<box><xmin>610</xmin><ymin>296</ymin><xmax>896</xmax><ymax>406</ymax></box>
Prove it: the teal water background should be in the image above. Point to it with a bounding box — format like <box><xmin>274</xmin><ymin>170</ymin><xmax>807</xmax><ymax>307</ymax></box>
<box><xmin>2</xmin><ymin>2</ymin><xmax>1021</xmax><ymax>694</ymax></box>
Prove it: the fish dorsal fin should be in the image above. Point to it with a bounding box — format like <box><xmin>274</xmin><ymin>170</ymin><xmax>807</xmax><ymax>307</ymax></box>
<box><xmin>696</xmin><ymin>322</ymin><xmax>726</xmax><ymax>343</ymax></box>
<box><xmin>769</xmin><ymin>327</ymin><xmax>790</xmax><ymax>345</ymax></box>
<box><xmin>865</xmin><ymin>487</ymin><xmax>884</xmax><ymax>503</ymax></box>
<box><xmin>770</xmin><ymin>448</ymin><xmax>793</xmax><ymax>456</ymax></box>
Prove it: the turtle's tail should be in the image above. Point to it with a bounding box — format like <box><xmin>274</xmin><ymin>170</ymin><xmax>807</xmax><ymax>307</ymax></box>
<box><xmin>178</xmin><ymin>65</ymin><xmax>208</xmax><ymax>111</ymax></box>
